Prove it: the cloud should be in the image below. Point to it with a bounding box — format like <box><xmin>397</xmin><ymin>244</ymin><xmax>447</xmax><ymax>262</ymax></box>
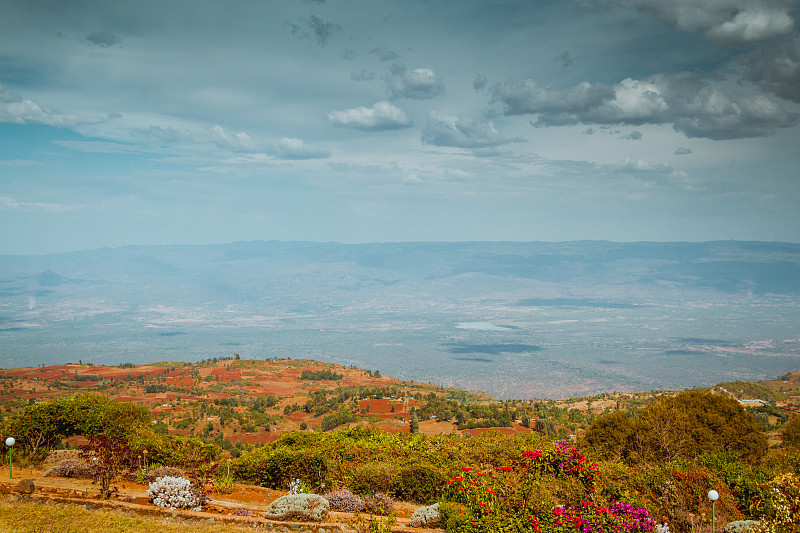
<box><xmin>741</xmin><ymin>35</ymin><xmax>800</xmax><ymax>102</ymax></box>
<box><xmin>674</xmin><ymin>147</ymin><xmax>694</xmax><ymax>155</ymax></box>
<box><xmin>273</xmin><ymin>137</ymin><xmax>329</xmax><ymax>159</ymax></box>
<box><xmin>131</xmin><ymin>124</ymin><xmax>254</xmax><ymax>151</ymax></box>
<box><xmin>289</xmin><ymin>15</ymin><xmax>341</xmax><ymax>45</ymax></box>
<box><xmin>327</xmin><ymin>101</ymin><xmax>412</xmax><ymax>130</ymax></box>
<box><xmin>370</xmin><ymin>45</ymin><xmax>399</xmax><ymax>62</ymax></box>
<box><xmin>556</xmin><ymin>51</ymin><xmax>573</xmax><ymax>68</ymax></box>
<box><xmin>621</xmin><ymin>130</ymin><xmax>643</xmax><ymax>140</ymax></box>
<box><xmin>473</xmin><ymin>74</ymin><xmax>488</xmax><ymax>91</ymax></box>
<box><xmin>620</xmin><ymin>0</ymin><xmax>796</xmax><ymax>46</ymax></box>
<box><xmin>0</xmin><ymin>84</ymin><xmax>106</xmax><ymax>127</ymax></box>
<box><xmin>0</xmin><ymin>196</ymin><xmax>77</xmax><ymax>213</ymax></box>
<box><xmin>387</xmin><ymin>65</ymin><xmax>445</xmax><ymax>99</ymax></box>
<box><xmin>85</xmin><ymin>32</ymin><xmax>120</xmax><ymax>47</ymax></box>
<box><xmin>421</xmin><ymin>112</ymin><xmax>519</xmax><ymax>149</ymax></box>
<box><xmin>615</xmin><ymin>156</ymin><xmax>691</xmax><ymax>185</ymax></box>
<box><xmin>350</xmin><ymin>69</ymin><xmax>376</xmax><ymax>81</ymax></box>
<box><xmin>493</xmin><ymin>72</ymin><xmax>798</xmax><ymax>139</ymax></box>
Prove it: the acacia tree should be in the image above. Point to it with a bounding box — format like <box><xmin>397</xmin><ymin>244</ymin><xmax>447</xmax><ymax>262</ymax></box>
<box><xmin>786</xmin><ymin>415</ymin><xmax>800</xmax><ymax>449</ymax></box>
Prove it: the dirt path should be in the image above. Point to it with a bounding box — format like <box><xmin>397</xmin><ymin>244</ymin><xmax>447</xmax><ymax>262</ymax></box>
<box><xmin>0</xmin><ymin>470</ymin><xmax>435</xmax><ymax>532</ymax></box>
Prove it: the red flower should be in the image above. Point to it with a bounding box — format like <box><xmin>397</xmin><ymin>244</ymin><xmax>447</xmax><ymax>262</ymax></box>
<box><xmin>453</xmin><ymin>477</ymin><xmax>463</xmax><ymax>482</ymax></box>
<box><xmin>485</xmin><ymin>489</ymin><xmax>496</xmax><ymax>495</ymax></box>
<box><xmin>462</xmin><ymin>466</ymin><xmax>472</xmax><ymax>471</ymax></box>
<box><xmin>497</xmin><ymin>466</ymin><xmax>512</xmax><ymax>472</ymax></box>
<box><xmin>523</xmin><ymin>449</ymin><xmax>543</xmax><ymax>459</ymax></box>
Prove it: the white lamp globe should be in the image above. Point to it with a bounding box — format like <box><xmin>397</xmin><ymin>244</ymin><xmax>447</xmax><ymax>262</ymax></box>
<box><xmin>4</xmin><ymin>437</ymin><xmax>14</xmax><ymax>447</ymax></box>
<box><xmin>708</xmin><ymin>490</ymin><xmax>719</xmax><ymax>501</ymax></box>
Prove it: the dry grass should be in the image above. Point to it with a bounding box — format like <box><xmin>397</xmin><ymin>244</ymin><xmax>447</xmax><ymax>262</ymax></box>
<box><xmin>0</xmin><ymin>500</ymin><xmax>259</xmax><ymax>533</ymax></box>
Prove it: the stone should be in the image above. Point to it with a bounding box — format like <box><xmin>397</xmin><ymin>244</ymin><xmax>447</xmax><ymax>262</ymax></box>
<box><xmin>17</xmin><ymin>479</ymin><xmax>35</xmax><ymax>494</ymax></box>
<box><xmin>43</xmin><ymin>467</ymin><xmax>54</xmax><ymax>477</ymax></box>
<box><xmin>409</xmin><ymin>502</ymin><xmax>440</xmax><ymax>528</ymax></box>
<box><xmin>724</xmin><ymin>521</ymin><xmax>760</xmax><ymax>533</ymax></box>
<box><xmin>265</xmin><ymin>494</ymin><xmax>329</xmax><ymax>522</ymax></box>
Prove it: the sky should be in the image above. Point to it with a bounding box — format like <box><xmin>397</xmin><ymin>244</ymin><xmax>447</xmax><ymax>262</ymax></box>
<box><xmin>1</xmin><ymin>0</ymin><xmax>799</xmax><ymax>255</ymax></box>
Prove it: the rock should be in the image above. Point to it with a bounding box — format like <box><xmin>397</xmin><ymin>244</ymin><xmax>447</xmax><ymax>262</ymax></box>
<box><xmin>409</xmin><ymin>502</ymin><xmax>440</xmax><ymax>528</ymax></box>
<box><xmin>17</xmin><ymin>479</ymin><xmax>35</xmax><ymax>494</ymax></box>
<box><xmin>265</xmin><ymin>494</ymin><xmax>329</xmax><ymax>522</ymax></box>
<box><xmin>43</xmin><ymin>467</ymin><xmax>54</xmax><ymax>477</ymax></box>
<box><xmin>724</xmin><ymin>521</ymin><xmax>760</xmax><ymax>533</ymax></box>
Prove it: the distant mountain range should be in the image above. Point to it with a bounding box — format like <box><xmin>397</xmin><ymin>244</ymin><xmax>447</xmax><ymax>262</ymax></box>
<box><xmin>1</xmin><ymin>240</ymin><xmax>799</xmax><ymax>399</ymax></box>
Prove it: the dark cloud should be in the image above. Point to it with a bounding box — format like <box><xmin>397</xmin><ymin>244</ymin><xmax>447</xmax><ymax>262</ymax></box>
<box><xmin>289</xmin><ymin>15</ymin><xmax>341</xmax><ymax>45</ymax></box>
<box><xmin>621</xmin><ymin>130</ymin><xmax>643</xmax><ymax>140</ymax></box>
<box><xmin>473</xmin><ymin>74</ymin><xmax>488</xmax><ymax>91</ymax></box>
<box><xmin>370</xmin><ymin>45</ymin><xmax>399</xmax><ymax>62</ymax></box>
<box><xmin>387</xmin><ymin>64</ymin><xmax>445</xmax><ymax>99</ymax></box>
<box><xmin>421</xmin><ymin>112</ymin><xmax>520</xmax><ymax>149</ymax></box>
<box><xmin>85</xmin><ymin>32</ymin><xmax>120</xmax><ymax>47</ymax></box>
<box><xmin>350</xmin><ymin>69</ymin><xmax>376</xmax><ymax>81</ymax></box>
<box><xmin>674</xmin><ymin>147</ymin><xmax>693</xmax><ymax>155</ymax></box>
<box><xmin>556</xmin><ymin>51</ymin><xmax>573</xmax><ymax>67</ymax></box>
<box><xmin>328</xmin><ymin>101</ymin><xmax>413</xmax><ymax>130</ymax></box>
<box><xmin>741</xmin><ymin>35</ymin><xmax>800</xmax><ymax>103</ymax></box>
<box><xmin>620</xmin><ymin>0</ymin><xmax>795</xmax><ymax>46</ymax></box>
<box><xmin>494</xmin><ymin>72</ymin><xmax>799</xmax><ymax>139</ymax></box>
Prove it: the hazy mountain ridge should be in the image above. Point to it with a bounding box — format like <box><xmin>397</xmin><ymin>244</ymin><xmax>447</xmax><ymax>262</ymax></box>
<box><xmin>1</xmin><ymin>240</ymin><xmax>799</xmax><ymax>399</ymax></box>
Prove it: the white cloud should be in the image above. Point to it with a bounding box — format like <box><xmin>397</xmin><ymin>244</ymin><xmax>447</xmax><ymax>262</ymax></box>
<box><xmin>387</xmin><ymin>66</ymin><xmax>445</xmax><ymax>100</ymax></box>
<box><xmin>0</xmin><ymin>196</ymin><xmax>78</xmax><ymax>213</ymax></box>
<box><xmin>131</xmin><ymin>124</ymin><xmax>254</xmax><ymax>152</ymax></box>
<box><xmin>421</xmin><ymin>112</ymin><xmax>518</xmax><ymax>149</ymax></box>
<box><xmin>327</xmin><ymin>101</ymin><xmax>412</xmax><ymax>131</ymax></box>
<box><xmin>620</xmin><ymin>0</ymin><xmax>796</xmax><ymax>46</ymax></box>
<box><xmin>273</xmin><ymin>137</ymin><xmax>329</xmax><ymax>159</ymax></box>
<box><xmin>0</xmin><ymin>84</ymin><xmax>106</xmax><ymax>128</ymax></box>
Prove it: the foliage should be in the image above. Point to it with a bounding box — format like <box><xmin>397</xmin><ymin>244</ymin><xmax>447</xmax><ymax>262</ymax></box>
<box><xmin>2</xmin><ymin>395</ymin><xmax>149</xmax><ymax>459</ymax></box>
<box><xmin>321</xmin><ymin>408</ymin><xmax>356</xmax><ymax>431</ymax></box>
<box><xmin>351</xmin><ymin>462</ymin><xmax>396</xmax><ymax>495</ymax></box>
<box><xmin>582</xmin><ymin>391</ymin><xmax>768</xmax><ymax>465</ymax></box>
<box><xmin>362</xmin><ymin>492</ymin><xmax>394</xmax><ymax>516</ymax></box>
<box><xmin>231</xmin><ymin>446</ymin><xmax>327</xmax><ymax>489</ymax></box>
<box><xmin>440</xmin><ymin>441</ymin><xmax>656</xmax><ymax>533</ymax></box>
<box><xmin>786</xmin><ymin>415</ymin><xmax>800</xmax><ymax>449</ymax></box>
<box><xmin>394</xmin><ymin>463</ymin><xmax>445</xmax><ymax>503</ymax></box>
<box><xmin>79</xmin><ymin>434</ymin><xmax>136</xmax><ymax>498</ymax></box>
<box><xmin>51</xmin><ymin>459</ymin><xmax>94</xmax><ymax>479</ymax></box>
<box><xmin>143</xmin><ymin>466</ymin><xmax>186</xmax><ymax>484</ymax></box>
<box><xmin>300</xmin><ymin>369</ymin><xmax>344</xmax><ymax>381</ymax></box>
<box><xmin>324</xmin><ymin>488</ymin><xmax>365</xmax><ymax>512</ymax></box>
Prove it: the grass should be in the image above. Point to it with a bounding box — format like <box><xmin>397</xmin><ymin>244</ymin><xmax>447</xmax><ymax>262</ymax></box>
<box><xmin>0</xmin><ymin>501</ymin><xmax>257</xmax><ymax>533</ymax></box>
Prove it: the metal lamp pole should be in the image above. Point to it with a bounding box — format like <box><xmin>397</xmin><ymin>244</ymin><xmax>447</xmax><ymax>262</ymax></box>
<box><xmin>5</xmin><ymin>437</ymin><xmax>15</xmax><ymax>479</ymax></box>
<box><xmin>708</xmin><ymin>489</ymin><xmax>719</xmax><ymax>533</ymax></box>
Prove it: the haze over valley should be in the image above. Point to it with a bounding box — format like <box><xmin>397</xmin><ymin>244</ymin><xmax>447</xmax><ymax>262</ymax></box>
<box><xmin>2</xmin><ymin>240</ymin><xmax>798</xmax><ymax>399</ymax></box>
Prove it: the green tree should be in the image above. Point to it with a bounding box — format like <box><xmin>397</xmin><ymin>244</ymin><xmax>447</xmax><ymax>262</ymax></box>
<box><xmin>785</xmin><ymin>414</ymin><xmax>800</xmax><ymax>449</ymax></box>
<box><xmin>410</xmin><ymin>409</ymin><xmax>419</xmax><ymax>434</ymax></box>
<box><xmin>580</xmin><ymin>410</ymin><xmax>635</xmax><ymax>461</ymax></box>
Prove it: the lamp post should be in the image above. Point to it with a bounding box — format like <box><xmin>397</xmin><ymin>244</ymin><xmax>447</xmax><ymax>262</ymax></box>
<box><xmin>708</xmin><ymin>489</ymin><xmax>719</xmax><ymax>533</ymax></box>
<box><xmin>4</xmin><ymin>437</ymin><xmax>14</xmax><ymax>479</ymax></box>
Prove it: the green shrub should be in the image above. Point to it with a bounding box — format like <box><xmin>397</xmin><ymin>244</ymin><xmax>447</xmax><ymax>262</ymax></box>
<box><xmin>350</xmin><ymin>462</ymin><xmax>395</xmax><ymax>495</ymax></box>
<box><xmin>393</xmin><ymin>463</ymin><xmax>445</xmax><ymax>503</ymax></box>
<box><xmin>232</xmin><ymin>447</ymin><xmax>327</xmax><ymax>489</ymax></box>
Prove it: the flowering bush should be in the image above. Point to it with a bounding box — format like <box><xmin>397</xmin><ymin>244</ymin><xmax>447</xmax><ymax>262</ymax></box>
<box><xmin>363</xmin><ymin>492</ymin><xmax>394</xmax><ymax>516</ymax></box>
<box><xmin>441</xmin><ymin>441</ymin><xmax>657</xmax><ymax>533</ymax></box>
<box><xmin>51</xmin><ymin>459</ymin><xmax>94</xmax><ymax>479</ymax></box>
<box><xmin>148</xmin><ymin>475</ymin><xmax>206</xmax><ymax>511</ymax></box>
<box><xmin>324</xmin><ymin>488</ymin><xmax>365</xmax><ymax>512</ymax></box>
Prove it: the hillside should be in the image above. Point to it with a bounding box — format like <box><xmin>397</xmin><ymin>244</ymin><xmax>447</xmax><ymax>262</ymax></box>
<box><xmin>2</xmin><ymin>359</ymin><xmax>798</xmax><ymax>452</ymax></box>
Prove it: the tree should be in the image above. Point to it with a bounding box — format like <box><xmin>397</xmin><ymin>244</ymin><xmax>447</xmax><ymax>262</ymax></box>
<box><xmin>786</xmin><ymin>415</ymin><xmax>800</xmax><ymax>449</ymax></box>
<box><xmin>580</xmin><ymin>410</ymin><xmax>635</xmax><ymax>461</ymax></box>
<box><xmin>410</xmin><ymin>408</ymin><xmax>419</xmax><ymax>434</ymax></box>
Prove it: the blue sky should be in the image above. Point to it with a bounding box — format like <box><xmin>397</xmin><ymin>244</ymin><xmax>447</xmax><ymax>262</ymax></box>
<box><xmin>1</xmin><ymin>0</ymin><xmax>799</xmax><ymax>254</ymax></box>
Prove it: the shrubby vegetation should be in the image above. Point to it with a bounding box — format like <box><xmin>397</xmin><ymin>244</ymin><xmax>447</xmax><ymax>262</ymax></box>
<box><xmin>2</xmin><ymin>388</ymin><xmax>800</xmax><ymax>532</ymax></box>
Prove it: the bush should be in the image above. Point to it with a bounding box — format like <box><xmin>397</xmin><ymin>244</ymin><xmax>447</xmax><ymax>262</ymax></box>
<box><xmin>351</xmin><ymin>462</ymin><xmax>395</xmax><ymax>495</ymax></box>
<box><xmin>148</xmin><ymin>475</ymin><xmax>206</xmax><ymax>511</ymax></box>
<box><xmin>324</xmin><ymin>488</ymin><xmax>365</xmax><ymax>512</ymax></box>
<box><xmin>51</xmin><ymin>459</ymin><xmax>94</xmax><ymax>479</ymax></box>
<box><xmin>393</xmin><ymin>463</ymin><xmax>445</xmax><ymax>503</ymax></box>
<box><xmin>362</xmin><ymin>492</ymin><xmax>394</xmax><ymax>516</ymax></box>
<box><xmin>232</xmin><ymin>447</ymin><xmax>327</xmax><ymax>489</ymax></box>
